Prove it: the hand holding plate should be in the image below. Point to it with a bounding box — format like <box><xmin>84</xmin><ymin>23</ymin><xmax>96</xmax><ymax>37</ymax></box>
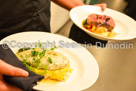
<box><xmin>93</xmin><ymin>3</ymin><xmax>107</xmax><ymax>11</ymax></box>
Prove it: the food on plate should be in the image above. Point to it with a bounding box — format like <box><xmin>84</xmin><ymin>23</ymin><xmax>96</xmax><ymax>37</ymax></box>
<box><xmin>83</xmin><ymin>14</ymin><xmax>117</xmax><ymax>37</ymax></box>
<box><xmin>16</xmin><ymin>44</ymin><xmax>72</xmax><ymax>81</ymax></box>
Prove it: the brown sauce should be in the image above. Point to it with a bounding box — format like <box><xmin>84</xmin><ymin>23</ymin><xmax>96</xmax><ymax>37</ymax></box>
<box><xmin>108</xmin><ymin>32</ymin><xmax>117</xmax><ymax>38</ymax></box>
<box><xmin>82</xmin><ymin>20</ymin><xmax>117</xmax><ymax>38</ymax></box>
<box><xmin>40</xmin><ymin>78</ymin><xmax>59</xmax><ymax>85</ymax></box>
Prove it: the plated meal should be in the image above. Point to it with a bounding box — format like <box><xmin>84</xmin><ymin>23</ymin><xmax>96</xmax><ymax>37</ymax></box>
<box><xmin>0</xmin><ymin>32</ymin><xmax>99</xmax><ymax>91</ymax></box>
<box><xmin>70</xmin><ymin>5</ymin><xmax>136</xmax><ymax>40</ymax></box>
<box><xmin>16</xmin><ymin>43</ymin><xmax>73</xmax><ymax>81</ymax></box>
<box><xmin>83</xmin><ymin>14</ymin><xmax>117</xmax><ymax>38</ymax></box>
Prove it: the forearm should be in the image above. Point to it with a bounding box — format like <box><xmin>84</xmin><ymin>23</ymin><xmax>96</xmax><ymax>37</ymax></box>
<box><xmin>51</xmin><ymin>0</ymin><xmax>85</xmax><ymax>10</ymax></box>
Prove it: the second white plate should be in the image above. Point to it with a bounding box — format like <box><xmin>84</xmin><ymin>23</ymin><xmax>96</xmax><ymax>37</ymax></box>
<box><xmin>70</xmin><ymin>5</ymin><xmax>136</xmax><ymax>41</ymax></box>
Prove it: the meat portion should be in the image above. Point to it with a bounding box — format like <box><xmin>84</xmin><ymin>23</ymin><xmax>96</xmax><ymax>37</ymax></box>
<box><xmin>87</xmin><ymin>14</ymin><xmax>115</xmax><ymax>32</ymax></box>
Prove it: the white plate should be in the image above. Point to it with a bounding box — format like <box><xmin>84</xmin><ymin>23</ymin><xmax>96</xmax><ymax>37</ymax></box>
<box><xmin>0</xmin><ymin>32</ymin><xmax>99</xmax><ymax>91</ymax></box>
<box><xmin>70</xmin><ymin>5</ymin><xmax>136</xmax><ymax>41</ymax></box>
